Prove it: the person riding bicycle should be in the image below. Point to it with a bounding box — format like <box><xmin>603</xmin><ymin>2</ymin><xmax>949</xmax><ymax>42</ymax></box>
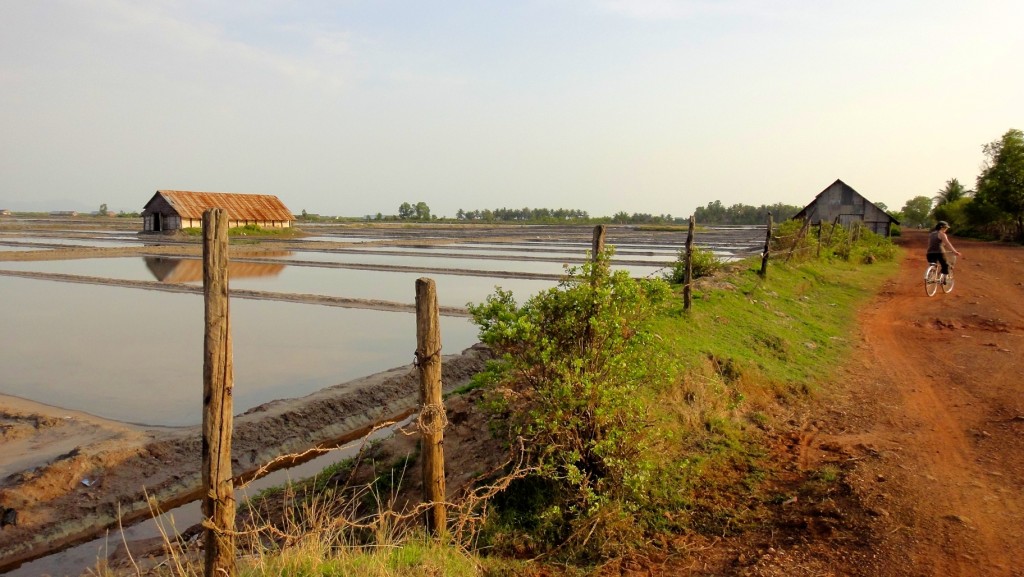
<box><xmin>927</xmin><ymin>221</ymin><xmax>962</xmax><ymax>284</ymax></box>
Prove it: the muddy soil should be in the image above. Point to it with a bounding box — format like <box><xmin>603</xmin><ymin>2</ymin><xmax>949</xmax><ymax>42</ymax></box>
<box><xmin>0</xmin><ymin>345</ymin><xmax>491</xmax><ymax>572</ymax></box>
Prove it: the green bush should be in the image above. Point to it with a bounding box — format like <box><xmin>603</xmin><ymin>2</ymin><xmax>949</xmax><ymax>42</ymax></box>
<box><xmin>770</xmin><ymin>219</ymin><xmax>816</xmax><ymax>262</ymax></box>
<box><xmin>664</xmin><ymin>246</ymin><xmax>723</xmax><ymax>283</ymax></box>
<box><xmin>469</xmin><ymin>250</ymin><xmax>673</xmax><ymax>559</ymax></box>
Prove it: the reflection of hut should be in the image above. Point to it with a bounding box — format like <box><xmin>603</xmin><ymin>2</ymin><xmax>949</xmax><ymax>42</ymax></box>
<box><xmin>793</xmin><ymin>179</ymin><xmax>899</xmax><ymax>237</ymax></box>
<box><xmin>145</xmin><ymin>256</ymin><xmax>288</xmax><ymax>283</ymax></box>
<box><xmin>141</xmin><ymin>190</ymin><xmax>294</xmax><ymax>232</ymax></box>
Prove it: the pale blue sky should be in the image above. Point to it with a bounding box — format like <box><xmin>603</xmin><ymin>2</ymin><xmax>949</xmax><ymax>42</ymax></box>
<box><xmin>1</xmin><ymin>0</ymin><xmax>1020</xmax><ymax>218</ymax></box>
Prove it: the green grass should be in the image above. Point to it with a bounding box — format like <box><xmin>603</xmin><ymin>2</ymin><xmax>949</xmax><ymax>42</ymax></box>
<box><xmin>654</xmin><ymin>254</ymin><xmax>897</xmax><ymax>391</ymax></box>
<box><xmin>624</xmin><ymin>251</ymin><xmax>899</xmax><ymax>537</ymax></box>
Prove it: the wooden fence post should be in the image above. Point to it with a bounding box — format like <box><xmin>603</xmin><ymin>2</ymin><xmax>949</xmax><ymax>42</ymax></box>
<box><xmin>415</xmin><ymin>278</ymin><xmax>446</xmax><ymax>536</ymax></box>
<box><xmin>816</xmin><ymin>222</ymin><xmax>823</xmax><ymax>258</ymax></box>
<box><xmin>592</xmin><ymin>223</ymin><xmax>606</xmax><ymax>259</ymax></box>
<box><xmin>202</xmin><ymin>208</ymin><xmax>236</xmax><ymax>577</ymax></box>
<box><xmin>759</xmin><ymin>213</ymin><xmax>773</xmax><ymax>278</ymax></box>
<box><xmin>785</xmin><ymin>217</ymin><xmax>810</xmax><ymax>263</ymax></box>
<box><xmin>824</xmin><ymin>216</ymin><xmax>840</xmax><ymax>246</ymax></box>
<box><xmin>591</xmin><ymin>224</ymin><xmax>608</xmax><ymax>284</ymax></box>
<box><xmin>683</xmin><ymin>215</ymin><xmax>694</xmax><ymax>311</ymax></box>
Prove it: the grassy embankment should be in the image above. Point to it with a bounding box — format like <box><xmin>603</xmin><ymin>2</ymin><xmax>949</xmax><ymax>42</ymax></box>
<box><xmin>103</xmin><ymin>226</ymin><xmax>899</xmax><ymax>576</ymax></box>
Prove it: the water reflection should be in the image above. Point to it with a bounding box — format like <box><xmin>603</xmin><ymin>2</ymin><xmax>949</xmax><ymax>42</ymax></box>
<box><xmin>0</xmin><ymin>257</ymin><xmax>558</xmax><ymax>308</ymax></box>
<box><xmin>0</xmin><ymin>276</ymin><xmax>479</xmax><ymax>426</ymax></box>
<box><xmin>145</xmin><ymin>255</ymin><xmax>289</xmax><ymax>283</ymax></box>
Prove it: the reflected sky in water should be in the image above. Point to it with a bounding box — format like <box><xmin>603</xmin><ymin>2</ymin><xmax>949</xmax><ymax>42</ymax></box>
<box><xmin>0</xmin><ymin>276</ymin><xmax>480</xmax><ymax>426</ymax></box>
<box><xmin>0</xmin><ymin>236</ymin><xmax>141</xmax><ymax>247</ymax></box>
<box><xmin>262</xmin><ymin>250</ymin><xmax>671</xmax><ymax>272</ymax></box>
<box><xmin>0</xmin><ymin>257</ymin><xmax>570</xmax><ymax>306</ymax></box>
<box><xmin>0</xmin><ymin>244</ymin><xmax>47</xmax><ymax>252</ymax></box>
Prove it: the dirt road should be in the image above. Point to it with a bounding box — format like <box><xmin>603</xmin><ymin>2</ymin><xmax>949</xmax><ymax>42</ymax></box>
<box><xmin>804</xmin><ymin>229</ymin><xmax>1024</xmax><ymax>576</ymax></box>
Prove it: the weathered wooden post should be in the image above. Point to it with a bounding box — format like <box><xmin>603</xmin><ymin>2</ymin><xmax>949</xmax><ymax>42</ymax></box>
<box><xmin>202</xmin><ymin>208</ymin><xmax>236</xmax><ymax>577</ymax></box>
<box><xmin>785</xmin><ymin>217</ymin><xmax>810</xmax><ymax>263</ymax></box>
<box><xmin>816</xmin><ymin>222</ymin><xmax>823</xmax><ymax>258</ymax></box>
<box><xmin>824</xmin><ymin>216</ymin><xmax>840</xmax><ymax>246</ymax></box>
<box><xmin>592</xmin><ymin>223</ymin><xmax>606</xmax><ymax>259</ymax></box>
<box><xmin>683</xmin><ymin>215</ymin><xmax>695</xmax><ymax>311</ymax></box>
<box><xmin>591</xmin><ymin>224</ymin><xmax>608</xmax><ymax>282</ymax></box>
<box><xmin>415</xmin><ymin>278</ymin><xmax>446</xmax><ymax>536</ymax></box>
<box><xmin>759</xmin><ymin>212</ymin><xmax>773</xmax><ymax>278</ymax></box>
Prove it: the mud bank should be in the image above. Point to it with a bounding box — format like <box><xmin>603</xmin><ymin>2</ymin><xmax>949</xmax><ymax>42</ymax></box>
<box><xmin>0</xmin><ymin>344</ymin><xmax>490</xmax><ymax>571</ymax></box>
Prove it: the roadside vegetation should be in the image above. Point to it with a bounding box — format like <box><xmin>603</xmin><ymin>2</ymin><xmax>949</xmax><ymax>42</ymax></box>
<box><xmin>97</xmin><ymin>225</ymin><xmax>899</xmax><ymax>576</ymax></box>
<box><xmin>898</xmin><ymin>127</ymin><xmax>1024</xmax><ymax>242</ymax></box>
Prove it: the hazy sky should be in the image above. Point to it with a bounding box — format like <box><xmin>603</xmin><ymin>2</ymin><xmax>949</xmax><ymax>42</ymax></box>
<box><xmin>1</xmin><ymin>1</ymin><xmax>1021</xmax><ymax>218</ymax></box>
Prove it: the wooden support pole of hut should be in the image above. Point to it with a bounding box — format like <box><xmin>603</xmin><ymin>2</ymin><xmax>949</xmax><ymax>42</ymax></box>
<box><xmin>415</xmin><ymin>278</ymin><xmax>446</xmax><ymax>536</ymax></box>
<box><xmin>759</xmin><ymin>213</ymin><xmax>773</xmax><ymax>278</ymax></box>
<box><xmin>683</xmin><ymin>215</ymin><xmax>695</xmax><ymax>311</ymax></box>
<box><xmin>201</xmin><ymin>208</ymin><xmax>236</xmax><ymax>577</ymax></box>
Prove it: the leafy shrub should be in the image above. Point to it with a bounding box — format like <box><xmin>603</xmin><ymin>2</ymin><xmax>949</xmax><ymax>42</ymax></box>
<box><xmin>664</xmin><ymin>246</ymin><xmax>723</xmax><ymax>283</ymax></box>
<box><xmin>770</xmin><ymin>219</ymin><xmax>816</xmax><ymax>261</ymax></box>
<box><xmin>468</xmin><ymin>251</ymin><xmax>673</xmax><ymax>559</ymax></box>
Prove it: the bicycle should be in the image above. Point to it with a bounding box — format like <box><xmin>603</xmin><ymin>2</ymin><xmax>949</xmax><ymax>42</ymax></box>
<box><xmin>924</xmin><ymin>255</ymin><xmax>956</xmax><ymax>296</ymax></box>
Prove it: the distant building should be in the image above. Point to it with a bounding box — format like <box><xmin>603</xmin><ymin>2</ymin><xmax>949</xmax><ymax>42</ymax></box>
<box><xmin>793</xmin><ymin>179</ymin><xmax>899</xmax><ymax>237</ymax></box>
<box><xmin>141</xmin><ymin>190</ymin><xmax>294</xmax><ymax>232</ymax></box>
<box><xmin>0</xmin><ymin>209</ymin><xmax>11</xmax><ymax>216</ymax></box>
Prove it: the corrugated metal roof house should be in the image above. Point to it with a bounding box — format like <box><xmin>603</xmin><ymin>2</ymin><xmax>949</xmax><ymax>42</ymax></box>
<box><xmin>141</xmin><ymin>190</ymin><xmax>294</xmax><ymax>232</ymax></box>
<box><xmin>793</xmin><ymin>179</ymin><xmax>899</xmax><ymax>237</ymax></box>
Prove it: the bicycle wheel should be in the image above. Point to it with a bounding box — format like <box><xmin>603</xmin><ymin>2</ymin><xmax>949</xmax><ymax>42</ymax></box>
<box><xmin>925</xmin><ymin>265</ymin><xmax>939</xmax><ymax>296</ymax></box>
<box><xmin>942</xmin><ymin>272</ymin><xmax>954</xmax><ymax>293</ymax></box>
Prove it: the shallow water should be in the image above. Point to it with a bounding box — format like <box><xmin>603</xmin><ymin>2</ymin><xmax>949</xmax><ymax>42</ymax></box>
<box><xmin>0</xmin><ymin>257</ymin><xmax>562</xmax><ymax>307</ymax></box>
<box><xmin>0</xmin><ymin>235</ymin><xmax>141</xmax><ymax>247</ymax></box>
<box><xmin>0</xmin><ymin>276</ymin><xmax>479</xmax><ymax>426</ymax></box>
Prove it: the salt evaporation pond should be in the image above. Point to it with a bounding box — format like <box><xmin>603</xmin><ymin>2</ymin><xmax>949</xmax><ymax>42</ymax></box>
<box><xmin>0</xmin><ymin>236</ymin><xmax>142</xmax><ymax>247</ymax></box>
<box><xmin>0</xmin><ymin>244</ymin><xmax>48</xmax><ymax>252</ymax></box>
<box><xmin>258</xmin><ymin>250</ymin><xmax>670</xmax><ymax>275</ymax></box>
<box><xmin>0</xmin><ymin>276</ymin><xmax>479</xmax><ymax>426</ymax></box>
<box><xmin>0</xmin><ymin>257</ymin><xmax>562</xmax><ymax>307</ymax></box>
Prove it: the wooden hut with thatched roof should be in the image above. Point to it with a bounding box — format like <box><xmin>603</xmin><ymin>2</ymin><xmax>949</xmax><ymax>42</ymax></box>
<box><xmin>793</xmin><ymin>179</ymin><xmax>899</xmax><ymax>237</ymax></box>
<box><xmin>141</xmin><ymin>190</ymin><xmax>294</xmax><ymax>232</ymax></box>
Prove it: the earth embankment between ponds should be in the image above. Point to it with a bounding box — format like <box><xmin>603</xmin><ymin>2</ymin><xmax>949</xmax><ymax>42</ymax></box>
<box><xmin>0</xmin><ymin>344</ymin><xmax>491</xmax><ymax>572</ymax></box>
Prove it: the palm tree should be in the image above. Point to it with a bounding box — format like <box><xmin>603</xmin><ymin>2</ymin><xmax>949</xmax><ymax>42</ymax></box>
<box><xmin>934</xmin><ymin>178</ymin><xmax>971</xmax><ymax>206</ymax></box>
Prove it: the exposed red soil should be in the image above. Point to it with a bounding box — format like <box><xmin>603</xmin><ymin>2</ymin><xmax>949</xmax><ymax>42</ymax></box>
<box><xmin>660</xmin><ymin>229</ymin><xmax>1024</xmax><ymax>576</ymax></box>
<box><xmin>828</xmin><ymin>230</ymin><xmax>1024</xmax><ymax>576</ymax></box>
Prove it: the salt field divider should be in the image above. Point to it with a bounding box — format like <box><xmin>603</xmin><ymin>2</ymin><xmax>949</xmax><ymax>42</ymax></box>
<box><xmin>0</xmin><ymin>269</ymin><xmax>472</xmax><ymax>317</ymax></box>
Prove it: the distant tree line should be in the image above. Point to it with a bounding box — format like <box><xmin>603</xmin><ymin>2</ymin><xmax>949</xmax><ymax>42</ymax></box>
<box><xmin>693</xmin><ymin>201</ymin><xmax>804</xmax><ymax>225</ymax></box>
<box><xmin>456</xmin><ymin>207</ymin><xmax>590</xmax><ymax>222</ymax></box>
<box><xmin>610</xmin><ymin>212</ymin><xmax>677</xmax><ymax>224</ymax></box>
<box><xmin>898</xmin><ymin>128</ymin><xmax>1024</xmax><ymax>241</ymax></box>
<box><xmin>359</xmin><ymin>201</ymin><xmax>810</xmax><ymax>227</ymax></box>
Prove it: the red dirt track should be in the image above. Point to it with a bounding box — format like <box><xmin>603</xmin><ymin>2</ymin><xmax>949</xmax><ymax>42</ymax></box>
<box><xmin>822</xmin><ymin>229</ymin><xmax>1024</xmax><ymax>576</ymax></box>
